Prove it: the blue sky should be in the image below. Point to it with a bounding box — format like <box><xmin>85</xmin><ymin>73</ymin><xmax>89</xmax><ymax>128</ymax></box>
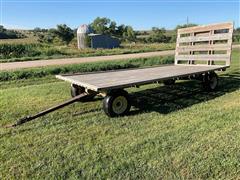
<box><xmin>1</xmin><ymin>0</ymin><xmax>239</xmax><ymax>30</ymax></box>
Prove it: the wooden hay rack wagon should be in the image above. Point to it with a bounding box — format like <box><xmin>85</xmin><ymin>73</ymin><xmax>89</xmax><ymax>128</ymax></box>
<box><xmin>6</xmin><ymin>22</ymin><xmax>234</xmax><ymax>127</ymax></box>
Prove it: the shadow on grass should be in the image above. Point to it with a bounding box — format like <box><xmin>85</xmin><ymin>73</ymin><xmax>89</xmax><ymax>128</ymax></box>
<box><xmin>70</xmin><ymin>73</ymin><xmax>240</xmax><ymax>117</ymax></box>
<box><xmin>129</xmin><ymin>74</ymin><xmax>240</xmax><ymax>115</ymax></box>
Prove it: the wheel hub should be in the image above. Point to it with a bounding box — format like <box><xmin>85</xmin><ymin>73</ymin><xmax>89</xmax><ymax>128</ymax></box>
<box><xmin>112</xmin><ymin>96</ymin><xmax>128</xmax><ymax>114</ymax></box>
<box><xmin>210</xmin><ymin>76</ymin><xmax>217</xmax><ymax>89</ymax></box>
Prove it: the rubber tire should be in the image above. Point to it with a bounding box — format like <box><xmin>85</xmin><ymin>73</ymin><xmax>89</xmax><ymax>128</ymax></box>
<box><xmin>71</xmin><ymin>84</ymin><xmax>95</xmax><ymax>102</ymax></box>
<box><xmin>203</xmin><ymin>72</ymin><xmax>218</xmax><ymax>91</ymax></box>
<box><xmin>103</xmin><ymin>89</ymin><xmax>131</xmax><ymax>117</ymax></box>
<box><xmin>163</xmin><ymin>79</ymin><xmax>175</xmax><ymax>86</ymax></box>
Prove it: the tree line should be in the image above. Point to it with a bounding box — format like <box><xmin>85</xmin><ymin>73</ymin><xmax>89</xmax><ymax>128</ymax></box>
<box><xmin>32</xmin><ymin>18</ymin><xmax>201</xmax><ymax>45</ymax></box>
<box><xmin>0</xmin><ymin>25</ymin><xmax>26</xmax><ymax>39</ymax></box>
<box><xmin>32</xmin><ymin>17</ymin><xmax>137</xmax><ymax>45</ymax></box>
<box><xmin>1</xmin><ymin>17</ymin><xmax>240</xmax><ymax>45</ymax></box>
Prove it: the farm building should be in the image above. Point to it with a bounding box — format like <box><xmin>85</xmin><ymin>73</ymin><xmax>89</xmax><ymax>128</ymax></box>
<box><xmin>88</xmin><ymin>34</ymin><xmax>120</xmax><ymax>49</ymax></box>
<box><xmin>77</xmin><ymin>24</ymin><xmax>120</xmax><ymax>49</ymax></box>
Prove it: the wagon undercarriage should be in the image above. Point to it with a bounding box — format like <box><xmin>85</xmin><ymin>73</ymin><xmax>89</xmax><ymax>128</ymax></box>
<box><xmin>6</xmin><ymin>66</ymin><xmax>222</xmax><ymax>128</ymax></box>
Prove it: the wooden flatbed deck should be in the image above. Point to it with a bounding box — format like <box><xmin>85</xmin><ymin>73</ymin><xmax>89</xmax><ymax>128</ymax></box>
<box><xmin>56</xmin><ymin>65</ymin><xmax>227</xmax><ymax>92</ymax></box>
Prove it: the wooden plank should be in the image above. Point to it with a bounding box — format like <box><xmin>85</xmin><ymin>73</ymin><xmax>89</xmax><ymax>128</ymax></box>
<box><xmin>226</xmin><ymin>38</ymin><xmax>233</xmax><ymax>66</ymax></box>
<box><xmin>178</xmin><ymin>22</ymin><xmax>233</xmax><ymax>34</ymax></box>
<box><xmin>177</xmin><ymin>33</ymin><xmax>232</xmax><ymax>43</ymax></box>
<box><xmin>175</xmin><ymin>54</ymin><xmax>230</xmax><ymax>61</ymax></box>
<box><xmin>176</xmin><ymin>44</ymin><xmax>230</xmax><ymax>52</ymax></box>
<box><xmin>176</xmin><ymin>63</ymin><xmax>229</xmax><ymax>67</ymax></box>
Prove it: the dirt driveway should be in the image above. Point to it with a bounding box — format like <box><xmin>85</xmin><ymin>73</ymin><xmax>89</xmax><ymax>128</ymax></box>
<box><xmin>0</xmin><ymin>50</ymin><xmax>175</xmax><ymax>71</ymax></box>
<box><xmin>1</xmin><ymin>44</ymin><xmax>239</xmax><ymax>71</ymax></box>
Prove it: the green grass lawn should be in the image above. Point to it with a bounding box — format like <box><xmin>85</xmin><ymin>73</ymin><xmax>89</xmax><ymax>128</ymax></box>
<box><xmin>0</xmin><ymin>50</ymin><xmax>239</xmax><ymax>179</ymax></box>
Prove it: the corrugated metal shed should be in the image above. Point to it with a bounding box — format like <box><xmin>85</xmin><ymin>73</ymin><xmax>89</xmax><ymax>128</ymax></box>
<box><xmin>89</xmin><ymin>34</ymin><xmax>120</xmax><ymax>49</ymax></box>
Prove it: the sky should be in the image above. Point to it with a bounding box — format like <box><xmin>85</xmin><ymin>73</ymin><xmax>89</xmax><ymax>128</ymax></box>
<box><xmin>0</xmin><ymin>0</ymin><xmax>239</xmax><ymax>30</ymax></box>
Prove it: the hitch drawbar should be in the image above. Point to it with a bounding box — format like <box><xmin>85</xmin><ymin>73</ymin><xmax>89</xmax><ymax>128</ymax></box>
<box><xmin>5</xmin><ymin>93</ymin><xmax>89</xmax><ymax>128</ymax></box>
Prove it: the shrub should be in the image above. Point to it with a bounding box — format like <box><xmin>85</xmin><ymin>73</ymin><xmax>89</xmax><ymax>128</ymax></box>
<box><xmin>0</xmin><ymin>43</ymin><xmax>69</xmax><ymax>59</ymax></box>
<box><xmin>0</xmin><ymin>43</ymin><xmax>42</xmax><ymax>59</ymax></box>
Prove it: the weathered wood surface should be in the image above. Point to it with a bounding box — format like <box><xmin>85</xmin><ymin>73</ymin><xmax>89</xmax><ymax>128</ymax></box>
<box><xmin>177</xmin><ymin>22</ymin><xmax>233</xmax><ymax>34</ymax></box>
<box><xmin>177</xmin><ymin>33</ymin><xmax>232</xmax><ymax>43</ymax></box>
<box><xmin>56</xmin><ymin>65</ymin><xmax>226</xmax><ymax>91</ymax></box>
<box><xmin>177</xmin><ymin>44</ymin><xmax>231</xmax><ymax>52</ymax></box>
<box><xmin>175</xmin><ymin>22</ymin><xmax>233</xmax><ymax>66</ymax></box>
<box><xmin>175</xmin><ymin>54</ymin><xmax>230</xmax><ymax>61</ymax></box>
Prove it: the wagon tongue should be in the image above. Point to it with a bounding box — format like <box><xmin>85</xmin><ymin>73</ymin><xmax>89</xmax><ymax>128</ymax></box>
<box><xmin>4</xmin><ymin>116</ymin><xmax>35</xmax><ymax>128</ymax></box>
<box><xmin>4</xmin><ymin>93</ymin><xmax>89</xmax><ymax>128</ymax></box>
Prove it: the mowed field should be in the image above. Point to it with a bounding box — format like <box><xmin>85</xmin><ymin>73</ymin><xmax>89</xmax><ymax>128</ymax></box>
<box><xmin>0</xmin><ymin>50</ymin><xmax>239</xmax><ymax>179</ymax></box>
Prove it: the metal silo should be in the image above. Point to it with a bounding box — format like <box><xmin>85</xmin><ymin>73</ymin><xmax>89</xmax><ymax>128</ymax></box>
<box><xmin>77</xmin><ymin>24</ymin><xmax>92</xmax><ymax>49</ymax></box>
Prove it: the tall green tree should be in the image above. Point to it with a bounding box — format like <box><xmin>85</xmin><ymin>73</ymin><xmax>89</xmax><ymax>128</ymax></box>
<box><xmin>147</xmin><ymin>27</ymin><xmax>169</xmax><ymax>43</ymax></box>
<box><xmin>123</xmin><ymin>26</ymin><xmax>136</xmax><ymax>42</ymax></box>
<box><xmin>109</xmin><ymin>21</ymin><xmax>117</xmax><ymax>35</ymax></box>
<box><xmin>52</xmin><ymin>24</ymin><xmax>74</xmax><ymax>45</ymax></box>
<box><xmin>90</xmin><ymin>17</ymin><xmax>136</xmax><ymax>42</ymax></box>
<box><xmin>116</xmin><ymin>24</ymin><xmax>126</xmax><ymax>37</ymax></box>
<box><xmin>91</xmin><ymin>17</ymin><xmax>111</xmax><ymax>34</ymax></box>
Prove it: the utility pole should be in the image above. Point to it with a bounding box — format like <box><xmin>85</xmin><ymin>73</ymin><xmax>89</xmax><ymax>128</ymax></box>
<box><xmin>187</xmin><ymin>16</ymin><xmax>189</xmax><ymax>26</ymax></box>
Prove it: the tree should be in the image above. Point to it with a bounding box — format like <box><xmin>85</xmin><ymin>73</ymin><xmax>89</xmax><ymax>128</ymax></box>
<box><xmin>0</xmin><ymin>25</ymin><xmax>6</xmax><ymax>33</ymax></box>
<box><xmin>0</xmin><ymin>25</ymin><xmax>24</xmax><ymax>39</ymax></box>
<box><xmin>52</xmin><ymin>24</ymin><xmax>74</xmax><ymax>45</ymax></box>
<box><xmin>33</xmin><ymin>27</ymin><xmax>42</xmax><ymax>32</ymax></box>
<box><xmin>233</xmin><ymin>27</ymin><xmax>240</xmax><ymax>42</ymax></box>
<box><xmin>91</xmin><ymin>17</ymin><xmax>111</xmax><ymax>34</ymax></box>
<box><xmin>123</xmin><ymin>26</ymin><xmax>136</xmax><ymax>42</ymax></box>
<box><xmin>147</xmin><ymin>27</ymin><xmax>169</xmax><ymax>43</ymax></box>
<box><xmin>235</xmin><ymin>27</ymin><xmax>240</xmax><ymax>33</ymax></box>
<box><xmin>109</xmin><ymin>21</ymin><xmax>117</xmax><ymax>35</ymax></box>
<box><xmin>116</xmin><ymin>24</ymin><xmax>125</xmax><ymax>37</ymax></box>
<box><xmin>90</xmin><ymin>17</ymin><xmax>137</xmax><ymax>42</ymax></box>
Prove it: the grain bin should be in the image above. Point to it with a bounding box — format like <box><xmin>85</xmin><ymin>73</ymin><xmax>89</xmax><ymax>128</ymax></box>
<box><xmin>77</xmin><ymin>24</ymin><xmax>92</xmax><ymax>49</ymax></box>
